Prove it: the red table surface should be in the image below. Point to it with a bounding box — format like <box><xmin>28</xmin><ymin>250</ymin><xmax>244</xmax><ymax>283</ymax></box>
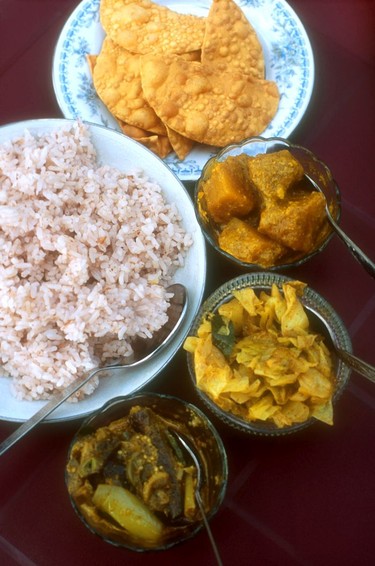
<box><xmin>0</xmin><ymin>1</ymin><xmax>374</xmax><ymax>565</ymax></box>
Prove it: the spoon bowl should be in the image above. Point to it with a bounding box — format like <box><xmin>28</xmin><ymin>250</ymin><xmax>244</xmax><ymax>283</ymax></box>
<box><xmin>0</xmin><ymin>284</ymin><xmax>188</xmax><ymax>456</ymax></box>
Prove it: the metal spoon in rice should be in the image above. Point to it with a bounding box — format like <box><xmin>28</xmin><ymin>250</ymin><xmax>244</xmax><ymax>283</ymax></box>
<box><xmin>0</xmin><ymin>284</ymin><xmax>187</xmax><ymax>456</ymax></box>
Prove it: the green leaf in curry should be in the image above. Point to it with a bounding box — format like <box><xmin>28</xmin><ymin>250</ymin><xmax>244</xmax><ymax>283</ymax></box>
<box><xmin>211</xmin><ymin>313</ymin><xmax>235</xmax><ymax>357</ymax></box>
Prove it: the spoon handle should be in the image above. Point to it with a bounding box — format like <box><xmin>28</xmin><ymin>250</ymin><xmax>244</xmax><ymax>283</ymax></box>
<box><xmin>0</xmin><ymin>284</ymin><xmax>188</xmax><ymax>457</ymax></box>
<box><xmin>304</xmin><ymin>173</ymin><xmax>375</xmax><ymax>278</ymax></box>
<box><xmin>195</xmin><ymin>491</ymin><xmax>224</xmax><ymax>566</ymax></box>
<box><xmin>0</xmin><ymin>366</ymin><xmax>103</xmax><ymax>456</ymax></box>
<box><xmin>327</xmin><ymin>216</ymin><xmax>375</xmax><ymax>278</ymax></box>
<box><xmin>172</xmin><ymin>431</ymin><xmax>223</xmax><ymax>566</ymax></box>
<box><xmin>336</xmin><ymin>348</ymin><xmax>375</xmax><ymax>383</ymax></box>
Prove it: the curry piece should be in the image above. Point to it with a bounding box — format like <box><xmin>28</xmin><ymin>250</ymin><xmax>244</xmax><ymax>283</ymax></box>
<box><xmin>258</xmin><ymin>192</ymin><xmax>327</xmax><ymax>252</ymax></box>
<box><xmin>247</xmin><ymin>149</ymin><xmax>304</xmax><ymax>200</ymax></box>
<box><xmin>218</xmin><ymin>217</ymin><xmax>288</xmax><ymax>266</ymax></box>
<box><xmin>202</xmin><ymin>154</ymin><xmax>257</xmax><ymax>223</ymax></box>
<box><xmin>118</xmin><ymin>406</ymin><xmax>184</xmax><ymax>519</ymax></box>
<box><xmin>93</xmin><ymin>484</ymin><xmax>164</xmax><ymax>543</ymax></box>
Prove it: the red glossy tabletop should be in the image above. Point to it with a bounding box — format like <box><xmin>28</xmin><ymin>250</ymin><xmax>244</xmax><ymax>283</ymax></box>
<box><xmin>1</xmin><ymin>1</ymin><xmax>374</xmax><ymax>565</ymax></box>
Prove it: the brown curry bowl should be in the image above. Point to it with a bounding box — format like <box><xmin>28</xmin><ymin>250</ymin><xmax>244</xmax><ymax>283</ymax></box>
<box><xmin>185</xmin><ymin>272</ymin><xmax>352</xmax><ymax>437</ymax></box>
<box><xmin>65</xmin><ymin>392</ymin><xmax>228</xmax><ymax>551</ymax></box>
<box><xmin>194</xmin><ymin>136</ymin><xmax>341</xmax><ymax>271</ymax></box>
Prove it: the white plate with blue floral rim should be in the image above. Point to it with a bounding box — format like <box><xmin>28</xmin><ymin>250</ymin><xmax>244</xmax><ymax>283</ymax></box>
<box><xmin>52</xmin><ymin>0</ymin><xmax>314</xmax><ymax>181</ymax></box>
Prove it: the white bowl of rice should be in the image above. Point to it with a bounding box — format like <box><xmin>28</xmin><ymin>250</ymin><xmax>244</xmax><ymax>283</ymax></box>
<box><xmin>0</xmin><ymin>119</ymin><xmax>206</xmax><ymax>422</ymax></box>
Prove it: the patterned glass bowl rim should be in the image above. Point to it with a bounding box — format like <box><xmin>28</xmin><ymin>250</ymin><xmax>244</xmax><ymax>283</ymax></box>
<box><xmin>186</xmin><ymin>272</ymin><xmax>352</xmax><ymax>437</ymax></box>
<box><xmin>65</xmin><ymin>392</ymin><xmax>228</xmax><ymax>551</ymax></box>
<box><xmin>194</xmin><ymin>136</ymin><xmax>342</xmax><ymax>271</ymax></box>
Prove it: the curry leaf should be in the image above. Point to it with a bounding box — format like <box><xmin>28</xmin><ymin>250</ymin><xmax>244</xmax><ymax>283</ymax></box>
<box><xmin>211</xmin><ymin>313</ymin><xmax>235</xmax><ymax>357</ymax></box>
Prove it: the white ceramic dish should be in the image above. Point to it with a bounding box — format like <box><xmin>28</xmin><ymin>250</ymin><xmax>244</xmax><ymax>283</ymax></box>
<box><xmin>52</xmin><ymin>0</ymin><xmax>315</xmax><ymax>181</ymax></box>
<box><xmin>0</xmin><ymin>118</ymin><xmax>206</xmax><ymax>423</ymax></box>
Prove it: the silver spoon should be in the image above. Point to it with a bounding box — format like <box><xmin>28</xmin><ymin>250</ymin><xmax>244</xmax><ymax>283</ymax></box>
<box><xmin>0</xmin><ymin>284</ymin><xmax>188</xmax><ymax>456</ymax></box>
<box><xmin>333</xmin><ymin>348</ymin><xmax>375</xmax><ymax>383</ymax></box>
<box><xmin>305</xmin><ymin>173</ymin><xmax>375</xmax><ymax>278</ymax></box>
<box><xmin>307</xmin><ymin>304</ymin><xmax>375</xmax><ymax>384</ymax></box>
<box><xmin>172</xmin><ymin>430</ymin><xmax>223</xmax><ymax>566</ymax></box>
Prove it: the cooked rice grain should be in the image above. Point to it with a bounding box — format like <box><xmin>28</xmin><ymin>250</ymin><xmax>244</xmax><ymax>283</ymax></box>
<box><xmin>0</xmin><ymin>122</ymin><xmax>192</xmax><ymax>400</ymax></box>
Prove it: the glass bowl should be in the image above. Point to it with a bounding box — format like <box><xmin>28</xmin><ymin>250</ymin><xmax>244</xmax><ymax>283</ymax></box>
<box><xmin>194</xmin><ymin>136</ymin><xmax>341</xmax><ymax>271</ymax></box>
<box><xmin>186</xmin><ymin>272</ymin><xmax>352</xmax><ymax>436</ymax></box>
<box><xmin>65</xmin><ymin>392</ymin><xmax>228</xmax><ymax>551</ymax></box>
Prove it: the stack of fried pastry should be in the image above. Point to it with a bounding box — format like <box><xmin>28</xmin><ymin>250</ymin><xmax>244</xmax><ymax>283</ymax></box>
<box><xmin>89</xmin><ymin>0</ymin><xmax>280</xmax><ymax>159</ymax></box>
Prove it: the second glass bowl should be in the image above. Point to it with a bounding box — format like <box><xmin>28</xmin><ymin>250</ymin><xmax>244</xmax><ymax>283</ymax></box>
<box><xmin>195</xmin><ymin>136</ymin><xmax>341</xmax><ymax>271</ymax></box>
<box><xmin>186</xmin><ymin>272</ymin><xmax>352</xmax><ymax>436</ymax></box>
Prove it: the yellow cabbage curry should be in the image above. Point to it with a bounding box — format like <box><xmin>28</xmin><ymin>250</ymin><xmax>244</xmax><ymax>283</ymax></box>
<box><xmin>184</xmin><ymin>281</ymin><xmax>336</xmax><ymax>429</ymax></box>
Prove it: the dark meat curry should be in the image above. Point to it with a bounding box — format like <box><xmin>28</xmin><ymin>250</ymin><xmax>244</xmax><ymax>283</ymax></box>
<box><xmin>66</xmin><ymin>405</ymin><xmax>209</xmax><ymax>548</ymax></box>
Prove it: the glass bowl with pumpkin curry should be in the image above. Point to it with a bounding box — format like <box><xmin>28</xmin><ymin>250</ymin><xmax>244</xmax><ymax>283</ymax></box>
<box><xmin>194</xmin><ymin>137</ymin><xmax>341</xmax><ymax>270</ymax></box>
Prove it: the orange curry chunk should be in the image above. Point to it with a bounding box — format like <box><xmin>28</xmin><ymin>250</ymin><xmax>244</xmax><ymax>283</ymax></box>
<box><xmin>258</xmin><ymin>192</ymin><xmax>327</xmax><ymax>252</ymax></box>
<box><xmin>202</xmin><ymin>154</ymin><xmax>257</xmax><ymax>223</ymax></box>
<box><xmin>247</xmin><ymin>149</ymin><xmax>304</xmax><ymax>200</ymax></box>
<box><xmin>218</xmin><ymin>217</ymin><xmax>287</xmax><ymax>267</ymax></box>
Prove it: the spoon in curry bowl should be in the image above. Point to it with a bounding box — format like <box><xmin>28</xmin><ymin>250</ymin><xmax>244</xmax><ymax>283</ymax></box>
<box><xmin>305</xmin><ymin>173</ymin><xmax>375</xmax><ymax>278</ymax></box>
<box><xmin>307</xmin><ymin>303</ymin><xmax>375</xmax><ymax>384</ymax></box>
<box><xmin>172</xmin><ymin>430</ymin><xmax>223</xmax><ymax>566</ymax></box>
<box><xmin>0</xmin><ymin>283</ymin><xmax>188</xmax><ymax>456</ymax></box>
<box><xmin>333</xmin><ymin>348</ymin><xmax>375</xmax><ymax>383</ymax></box>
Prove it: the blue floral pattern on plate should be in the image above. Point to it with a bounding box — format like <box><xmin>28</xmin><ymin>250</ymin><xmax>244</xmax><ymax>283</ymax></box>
<box><xmin>52</xmin><ymin>0</ymin><xmax>314</xmax><ymax>180</ymax></box>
